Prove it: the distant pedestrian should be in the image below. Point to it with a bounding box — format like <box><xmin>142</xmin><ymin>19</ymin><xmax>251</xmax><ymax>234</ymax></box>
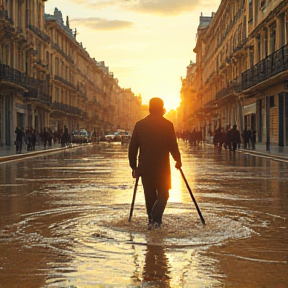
<box><xmin>225</xmin><ymin>125</ymin><xmax>231</xmax><ymax>150</ymax></box>
<box><xmin>247</xmin><ymin>127</ymin><xmax>252</xmax><ymax>149</ymax></box>
<box><xmin>242</xmin><ymin>127</ymin><xmax>250</xmax><ymax>149</ymax></box>
<box><xmin>15</xmin><ymin>126</ymin><xmax>23</xmax><ymax>154</ymax></box>
<box><xmin>31</xmin><ymin>129</ymin><xmax>36</xmax><ymax>150</ymax></box>
<box><xmin>227</xmin><ymin>124</ymin><xmax>241</xmax><ymax>152</ymax></box>
<box><xmin>251</xmin><ymin>129</ymin><xmax>256</xmax><ymax>149</ymax></box>
<box><xmin>48</xmin><ymin>128</ymin><xmax>53</xmax><ymax>147</ymax></box>
<box><xmin>42</xmin><ymin>127</ymin><xmax>48</xmax><ymax>149</ymax></box>
<box><xmin>62</xmin><ymin>125</ymin><xmax>70</xmax><ymax>146</ymax></box>
<box><xmin>91</xmin><ymin>128</ymin><xmax>97</xmax><ymax>143</ymax></box>
<box><xmin>25</xmin><ymin>127</ymin><xmax>33</xmax><ymax>151</ymax></box>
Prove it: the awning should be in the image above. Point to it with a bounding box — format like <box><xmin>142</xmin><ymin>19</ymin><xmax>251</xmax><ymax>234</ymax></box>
<box><xmin>243</xmin><ymin>103</ymin><xmax>256</xmax><ymax>115</ymax></box>
<box><xmin>0</xmin><ymin>80</ymin><xmax>28</xmax><ymax>93</ymax></box>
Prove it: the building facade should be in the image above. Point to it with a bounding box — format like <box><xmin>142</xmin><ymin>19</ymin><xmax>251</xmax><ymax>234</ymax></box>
<box><xmin>179</xmin><ymin>61</ymin><xmax>198</xmax><ymax>132</ymax></box>
<box><xmin>0</xmin><ymin>0</ymin><xmax>50</xmax><ymax>146</ymax></box>
<box><xmin>0</xmin><ymin>1</ymin><xmax>141</xmax><ymax>147</ymax></box>
<box><xmin>179</xmin><ymin>0</ymin><xmax>288</xmax><ymax>149</ymax></box>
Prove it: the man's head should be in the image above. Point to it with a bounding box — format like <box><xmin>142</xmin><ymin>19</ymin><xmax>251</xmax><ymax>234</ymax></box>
<box><xmin>149</xmin><ymin>97</ymin><xmax>165</xmax><ymax>115</ymax></box>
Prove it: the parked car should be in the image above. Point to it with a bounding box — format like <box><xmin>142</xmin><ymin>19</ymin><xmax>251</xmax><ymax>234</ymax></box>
<box><xmin>121</xmin><ymin>133</ymin><xmax>131</xmax><ymax>144</ymax></box>
<box><xmin>71</xmin><ymin>129</ymin><xmax>90</xmax><ymax>143</ymax></box>
<box><xmin>104</xmin><ymin>130</ymin><xmax>131</xmax><ymax>142</ymax></box>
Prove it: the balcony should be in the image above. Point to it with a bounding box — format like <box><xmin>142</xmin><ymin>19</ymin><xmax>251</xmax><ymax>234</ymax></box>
<box><xmin>50</xmin><ymin>102</ymin><xmax>82</xmax><ymax>116</ymax></box>
<box><xmin>54</xmin><ymin>75</ymin><xmax>76</xmax><ymax>90</ymax></box>
<box><xmin>0</xmin><ymin>64</ymin><xmax>50</xmax><ymax>103</ymax></box>
<box><xmin>34</xmin><ymin>59</ymin><xmax>48</xmax><ymax>71</ymax></box>
<box><xmin>242</xmin><ymin>43</ymin><xmax>288</xmax><ymax>91</ymax></box>
<box><xmin>27</xmin><ymin>24</ymin><xmax>50</xmax><ymax>43</ymax></box>
<box><xmin>216</xmin><ymin>78</ymin><xmax>242</xmax><ymax>102</ymax></box>
<box><xmin>216</xmin><ymin>86</ymin><xmax>234</xmax><ymax>101</ymax></box>
<box><xmin>203</xmin><ymin>100</ymin><xmax>217</xmax><ymax>109</ymax></box>
<box><xmin>51</xmin><ymin>43</ymin><xmax>73</xmax><ymax>64</ymax></box>
<box><xmin>24</xmin><ymin>88</ymin><xmax>49</xmax><ymax>104</ymax></box>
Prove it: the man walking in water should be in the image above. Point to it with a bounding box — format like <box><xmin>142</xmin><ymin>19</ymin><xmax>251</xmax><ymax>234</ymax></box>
<box><xmin>128</xmin><ymin>97</ymin><xmax>182</xmax><ymax>230</ymax></box>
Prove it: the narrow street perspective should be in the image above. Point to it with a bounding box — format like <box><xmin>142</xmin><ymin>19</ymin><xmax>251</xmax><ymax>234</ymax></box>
<box><xmin>1</xmin><ymin>0</ymin><xmax>288</xmax><ymax>287</ymax></box>
<box><xmin>0</xmin><ymin>142</ymin><xmax>287</xmax><ymax>287</ymax></box>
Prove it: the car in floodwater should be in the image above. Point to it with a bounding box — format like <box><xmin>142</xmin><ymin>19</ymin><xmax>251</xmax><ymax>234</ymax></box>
<box><xmin>71</xmin><ymin>129</ymin><xmax>90</xmax><ymax>143</ymax></box>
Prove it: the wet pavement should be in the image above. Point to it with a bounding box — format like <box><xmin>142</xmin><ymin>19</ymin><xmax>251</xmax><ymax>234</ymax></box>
<box><xmin>0</xmin><ymin>142</ymin><xmax>288</xmax><ymax>287</ymax></box>
<box><xmin>1</xmin><ymin>139</ymin><xmax>288</xmax><ymax>164</ymax></box>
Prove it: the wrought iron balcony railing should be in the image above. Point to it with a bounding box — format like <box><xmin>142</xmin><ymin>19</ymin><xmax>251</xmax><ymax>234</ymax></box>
<box><xmin>242</xmin><ymin>43</ymin><xmax>288</xmax><ymax>91</ymax></box>
<box><xmin>215</xmin><ymin>80</ymin><xmax>242</xmax><ymax>101</ymax></box>
<box><xmin>50</xmin><ymin>102</ymin><xmax>82</xmax><ymax>116</ymax></box>
<box><xmin>54</xmin><ymin>75</ymin><xmax>76</xmax><ymax>89</ymax></box>
<box><xmin>0</xmin><ymin>64</ymin><xmax>50</xmax><ymax>103</ymax></box>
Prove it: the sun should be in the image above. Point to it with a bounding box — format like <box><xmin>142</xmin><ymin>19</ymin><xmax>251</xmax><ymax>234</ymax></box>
<box><xmin>162</xmin><ymin>95</ymin><xmax>181</xmax><ymax>112</ymax></box>
<box><xmin>141</xmin><ymin>94</ymin><xmax>180</xmax><ymax>113</ymax></box>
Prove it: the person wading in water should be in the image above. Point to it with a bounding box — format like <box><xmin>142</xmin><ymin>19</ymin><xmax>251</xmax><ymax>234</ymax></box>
<box><xmin>128</xmin><ymin>97</ymin><xmax>182</xmax><ymax>230</ymax></box>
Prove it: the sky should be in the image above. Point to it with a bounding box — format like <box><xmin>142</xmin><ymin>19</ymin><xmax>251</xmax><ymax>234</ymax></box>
<box><xmin>45</xmin><ymin>0</ymin><xmax>221</xmax><ymax>112</ymax></box>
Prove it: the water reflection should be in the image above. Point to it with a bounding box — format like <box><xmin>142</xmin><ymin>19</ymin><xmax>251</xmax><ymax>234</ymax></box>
<box><xmin>0</xmin><ymin>143</ymin><xmax>288</xmax><ymax>287</ymax></box>
<box><xmin>142</xmin><ymin>237</ymin><xmax>171</xmax><ymax>287</ymax></box>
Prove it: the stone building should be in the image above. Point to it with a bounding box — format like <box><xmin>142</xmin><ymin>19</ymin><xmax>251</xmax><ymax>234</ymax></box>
<box><xmin>179</xmin><ymin>61</ymin><xmax>198</xmax><ymax>132</ymax></box>
<box><xmin>0</xmin><ymin>1</ymin><xmax>141</xmax><ymax>147</ymax></box>
<box><xmin>243</xmin><ymin>0</ymin><xmax>288</xmax><ymax>148</ymax></box>
<box><xmin>0</xmin><ymin>0</ymin><xmax>50</xmax><ymax>146</ymax></box>
<box><xmin>179</xmin><ymin>0</ymin><xmax>288</xmax><ymax>149</ymax></box>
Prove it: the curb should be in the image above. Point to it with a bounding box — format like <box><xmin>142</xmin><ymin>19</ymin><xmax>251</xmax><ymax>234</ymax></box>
<box><xmin>206</xmin><ymin>142</ymin><xmax>288</xmax><ymax>162</ymax></box>
<box><xmin>0</xmin><ymin>145</ymin><xmax>81</xmax><ymax>164</ymax></box>
<box><xmin>238</xmin><ymin>149</ymin><xmax>288</xmax><ymax>162</ymax></box>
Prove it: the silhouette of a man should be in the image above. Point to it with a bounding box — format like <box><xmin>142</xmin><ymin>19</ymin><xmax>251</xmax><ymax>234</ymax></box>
<box><xmin>128</xmin><ymin>97</ymin><xmax>182</xmax><ymax>229</ymax></box>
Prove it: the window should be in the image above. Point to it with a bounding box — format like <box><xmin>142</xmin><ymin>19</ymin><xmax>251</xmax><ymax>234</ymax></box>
<box><xmin>260</xmin><ymin>0</ymin><xmax>266</xmax><ymax>9</ymax></box>
<box><xmin>46</xmin><ymin>51</ymin><xmax>49</xmax><ymax>66</ymax></box>
<box><xmin>279</xmin><ymin>13</ymin><xmax>285</xmax><ymax>47</ymax></box>
<box><xmin>18</xmin><ymin>1</ymin><xmax>22</xmax><ymax>29</ymax></box>
<box><xmin>270</xmin><ymin>23</ymin><xmax>276</xmax><ymax>54</ymax></box>
<box><xmin>249</xmin><ymin>0</ymin><xmax>253</xmax><ymax>22</ymax></box>
<box><xmin>55</xmin><ymin>57</ymin><xmax>59</xmax><ymax>75</ymax></box>
<box><xmin>270</xmin><ymin>96</ymin><xmax>275</xmax><ymax>108</ymax></box>
<box><xmin>55</xmin><ymin>88</ymin><xmax>59</xmax><ymax>102</ymax></box>
<box><xmin>257</xmin><ymin>34</ymin><xmax>261</xmax><ymax>62</ymax></box>
<box><xmin>264</xmin><ymin>29</ymin><xmax>268</xmax><ymax>58</ymax></box>
<box><xmin>249</xmin><ymin>51</ymin><xmax>254</xmax><ymax>68</ymax></box>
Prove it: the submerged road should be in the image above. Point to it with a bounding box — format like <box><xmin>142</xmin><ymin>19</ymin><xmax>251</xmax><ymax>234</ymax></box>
<box><xmin>0</xmin><ymin>142</ymin><xmax>287</xmax><ymax>288</ymax></box>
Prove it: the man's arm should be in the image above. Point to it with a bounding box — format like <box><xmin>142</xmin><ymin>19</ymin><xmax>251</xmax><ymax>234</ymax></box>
<box><xmin>128</xmin><ymin>124</ymin><xmax>139</xmax><ymax>170</ymax></box>
<box><xmin>168</xmin><ymin>123</ymin><xmax>182</xmax><ymax>168</ymax></box>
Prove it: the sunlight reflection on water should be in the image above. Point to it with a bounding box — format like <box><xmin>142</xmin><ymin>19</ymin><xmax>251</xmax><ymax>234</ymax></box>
<box><xmin>1</xmin><ymin>142</ymin><xmax>288</xmax><ymax>287</ymax></box>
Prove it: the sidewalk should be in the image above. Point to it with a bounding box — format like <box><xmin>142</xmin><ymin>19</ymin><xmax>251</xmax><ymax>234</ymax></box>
<box><xmin>203</xmin><ymin>135</ymin><xmax>288</xmax><ymax>161</ymax></box>
<box><xmin>0</xmin><ymin>142</ymin><xmax>68</xmax><ymax>163</ymax></box>
<box><xmin>1</xmin><ymin>141</ymin><xmax>288</xmax><ymax>163</ymax></box>
<box><xmin>238</xmin><ymin>143</ymin><xmax>288</xmax><ymax>162</ymax></box>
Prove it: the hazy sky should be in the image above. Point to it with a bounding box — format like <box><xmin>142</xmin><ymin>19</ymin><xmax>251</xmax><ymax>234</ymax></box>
<box><xmin>45</xmin><ymin>0</ymin><xmax>221</xmax><ymax>111</ymax></box>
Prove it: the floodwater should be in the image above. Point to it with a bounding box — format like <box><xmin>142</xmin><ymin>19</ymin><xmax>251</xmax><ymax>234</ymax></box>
<box><xmin>0</xmin><ymin>142</ymin><xmax>287</xmax><ymax>288</ymax></box>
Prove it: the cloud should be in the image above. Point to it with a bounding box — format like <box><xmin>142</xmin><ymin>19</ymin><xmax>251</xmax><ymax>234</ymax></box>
<box><xmin>69</xmin><ymin>0</ymin><xmax>220</xmax><ymax>16</ymax></box>
<box><xmin>123</xmin><ymin>0</ymin><xmax>203</xmax><ymax>16</ymax></box>
<box><xmin>70</xmin><ymin>17</ymin><xmax>134</xmax><ymax>30</ymax></box>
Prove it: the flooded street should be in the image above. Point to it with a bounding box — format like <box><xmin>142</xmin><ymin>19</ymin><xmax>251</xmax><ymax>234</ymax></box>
<box><xmin>0</xmin><ymin>142</ymin><xmax>288</xmax><ymax>288</ymax></box>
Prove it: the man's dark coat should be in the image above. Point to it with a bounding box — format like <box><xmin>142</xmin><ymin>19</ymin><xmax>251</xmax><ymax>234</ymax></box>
<box><xmin>128</xmin><ymin>114</ymin><xmax>181</xmax><ymax>190</ymax></box>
